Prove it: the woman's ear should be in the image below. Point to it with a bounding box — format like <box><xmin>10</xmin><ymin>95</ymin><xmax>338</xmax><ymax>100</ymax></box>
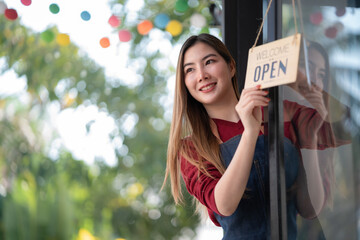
<box><xmin>229</xmin><ymin>61</ymin><xmax>236</xmax><ymax>78</ymax></box>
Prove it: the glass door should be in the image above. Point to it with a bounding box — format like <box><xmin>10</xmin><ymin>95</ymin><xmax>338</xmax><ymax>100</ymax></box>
<box><xmin>281</xmin><ymin>0</ymin><xmax>360</xmax><ymax>239</ymax></box>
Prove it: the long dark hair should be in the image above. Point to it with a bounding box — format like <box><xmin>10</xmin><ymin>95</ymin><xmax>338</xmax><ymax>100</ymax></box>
<box><xmin>163</xmin><ymin>33</ymin><xmax>239</xmax><ymax>204</ymax></box>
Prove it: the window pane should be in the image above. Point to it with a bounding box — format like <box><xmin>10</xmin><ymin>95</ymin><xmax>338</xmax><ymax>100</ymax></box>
<box><xmin>282</xmin><ymin>1</ymin><xmax>359</xmax><ymax>239</ymax></box>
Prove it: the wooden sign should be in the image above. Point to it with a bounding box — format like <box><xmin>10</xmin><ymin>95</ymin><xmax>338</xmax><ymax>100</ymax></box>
<box><xmin>244</xmin><ymin>33</ymin><xmax>301</xmax><ymax>89</ymax></box>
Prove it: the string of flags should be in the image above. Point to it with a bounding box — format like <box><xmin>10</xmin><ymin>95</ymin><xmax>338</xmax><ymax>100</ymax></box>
<box><xmin>0</xmin><ymin>0</ymin><xmax>348</xmax><ymax>48</ymax></box>
<box><xmin>0</xmin><ymin>0</ymin><xmax>210</xmax><ymax>48</ymax></box>
<box><xmin>308</xmin><ymin>7</ymin><xmax>346</xmax><ymax>39</ymax></box>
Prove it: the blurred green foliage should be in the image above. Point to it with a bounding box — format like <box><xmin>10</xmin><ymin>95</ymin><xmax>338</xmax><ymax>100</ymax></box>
<box><xmin>0</xmin><ymin>0</ymin><xmax>219</xmax><ymax>239</ymax></box>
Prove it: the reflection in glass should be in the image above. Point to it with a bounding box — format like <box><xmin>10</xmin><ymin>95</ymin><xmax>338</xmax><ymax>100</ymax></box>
<box><xmin>281</xmin><ymin>1</ymin><xmax>359</xmax><ymax>239</ymax></box>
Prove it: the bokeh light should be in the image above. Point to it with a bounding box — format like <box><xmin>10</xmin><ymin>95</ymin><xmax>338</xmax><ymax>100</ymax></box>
<box><xmin>100</xmin><ymin>37</ymin><xmax>110</xmax><ymax>48</ymax></box>
<box><xmin>325</xmin><ymin>26</ymin><xmax>338</xmax><ymax>39</ymax></box>
<box><xmin>57</xmin><ymin>33</ymin><xmax>70</xmax><ymax>46</ymax></box>
<box><xmin>137</xmin><ymin>20</ymin><xmax>153</xmax><ymax>35</ymax></box>
<box><xmin>41</xmin><ymin>29</ymin><xmax>55</xmax><ymax>43</ymax></box>
<box><xmin>108</xmin><ymin>15</ymin><xmax>120</xmax><ymax>28</ymax></box>
<box><xmin>154</xmin><ymin>13</ymin><xmax>170</xmax><ymax>29</ymax></box>
<box><xmin>310</xmin><ymin>12</ymin><xmax>323</xmax><ymax>25</ymax></box>
<box><xmin>21</xmin><ymin>0</ymin><xmax>32</xmax><ymax>6</ymax></box>
<box><xmin>190</xmin><ymin>13</ymin><xmax>206</xmax><ymax>28</ymax></box>
<box><xmin>118</xmin><ymin>30</ymin><xmax>132</xmax><ymax>42</ymax></box>
<box><xmin>175</xmin><ymin>0</ymin><xmax>189</xmax><ymax>13</ymax></box>
<box><xmin>166</xmin><ymin>20</ymin><xmax>183</xmax><ymax>36</ymax></box>
<box><xmin>336</xmin><ymin>7</ymin><xmax>346</xmax><ymax>17</ymax></box>
<box><xmin>4</xmin><ymin>8</ymin><xmax>18</xmax><ymax>20</ymax></box>
<box><xmin>49</xmin><ymin>3</ymin><xmax>60</xmax><ymax>14</ymax></box>
<box><xmin>81</xmin><ymin>11</ymin><xmax>91</xmax><ymax>21</ymax></box>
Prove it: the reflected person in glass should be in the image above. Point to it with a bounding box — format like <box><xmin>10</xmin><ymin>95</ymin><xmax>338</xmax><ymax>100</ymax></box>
<box><xmin>286</xmin><ymin>40</ymin><xmax>352</xmax><ymax>240</ymax></box>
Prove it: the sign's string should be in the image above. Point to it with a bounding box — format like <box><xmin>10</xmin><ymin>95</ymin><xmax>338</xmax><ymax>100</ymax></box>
<box><xmin>296</xmin><ymin>0</ymin><xmax>312</xmax><ymax>87</ymax></box>
<box><xmin>251</xmin><ymin>0</ymin><xmax>299</xmax><ymax>52</ymax></box>
<box><xmin>251</xmin><ymin>0</ymin><xmax>273</xmax><ymax>52</ymax></box>
<box><xmin>292</xmin><ymin>0</ymin><xmax>299</xmax><ymax>38</ymax></box>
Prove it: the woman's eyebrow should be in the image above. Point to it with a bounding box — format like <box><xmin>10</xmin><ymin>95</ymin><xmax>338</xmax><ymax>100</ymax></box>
<box><xmin>183</xmin><ymin>53</ymin><xmax>217</xmax><ymax>68</ymax></box>
<box><xmin>308</xmin><ymin>59</ymin><xmax>325</xmax><ymax>69</ymax></box>
<box><xmin>202</xmin><ymin>53</ymin><xmax>217</xmax><ymax>60</ymax></box>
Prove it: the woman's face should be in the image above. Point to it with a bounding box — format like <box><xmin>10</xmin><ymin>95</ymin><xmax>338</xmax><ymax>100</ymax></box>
<box><xmin>183</xmin><ymin>42</ymin><xmax>235</xmax><ymax>107</ymax></box>
<box><xmin>298</xmin><ymin>47</ymin><xmax>326</xmax><ymax>90</ymax></box>
<box><xmin>308</xmin><ymin>48</ymin><xmax>326</xmax><ymax>89</ymax></box>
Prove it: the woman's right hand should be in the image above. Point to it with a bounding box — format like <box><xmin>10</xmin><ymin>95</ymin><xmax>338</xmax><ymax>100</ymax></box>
<box><xmin>289</xmin><ymin>70</ymin><xmax>328</xmax><ymax>121</ymax></box>
<box><xmin>215</xmin><ymin>85</ymin><xmax>270</xmax><ymax>216</ymax></box>
<box><xmin>235</xmin><ymin>85</ymin><xmax>270</xmax><ymax>133</ymax></box>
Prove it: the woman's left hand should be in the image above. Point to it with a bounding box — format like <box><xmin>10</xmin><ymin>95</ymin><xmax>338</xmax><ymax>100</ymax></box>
<box><xmin>235</xmin><ymin>85</ymin><xmax>270</xmax><ymax>134</ymax></box>
<box><xmin>301</xmin><ymin>84</ymin><xmax>328</xmax><ymax>120</ymax></box>
<box><xmin>290</xmin><ymin>70</ymin><xmax>328</xmax><ymax>120</ymax></box>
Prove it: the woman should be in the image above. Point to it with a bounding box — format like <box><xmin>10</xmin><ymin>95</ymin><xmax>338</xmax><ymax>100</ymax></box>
<box><xmin>163</xmin><ymin>33</ymin><xmax>335</xmax><ymax>239</ymax></box>
<box><xmin>288</xmin><ymin>40</ymin><xmax>331</xmax><ymax>120</ymax></box>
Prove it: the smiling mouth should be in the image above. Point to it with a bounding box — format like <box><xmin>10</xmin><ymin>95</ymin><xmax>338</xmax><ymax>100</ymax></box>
<box><xmin>200</xmin><ymin>83</ymin><xmax>216</xmax><ymax>91</ymax></box>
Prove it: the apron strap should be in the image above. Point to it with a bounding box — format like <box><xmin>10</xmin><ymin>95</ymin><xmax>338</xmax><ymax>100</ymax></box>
<box><xmin>210</xmin><ymin>119</ymin><xmax>223</xmax><ymax>144</ymax></box>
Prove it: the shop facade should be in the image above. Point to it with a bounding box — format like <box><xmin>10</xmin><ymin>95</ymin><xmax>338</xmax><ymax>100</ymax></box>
<box><xmin>222</xmin><ymin>0</ymin><xmax>360</xmax><ymax>239</ymax></box>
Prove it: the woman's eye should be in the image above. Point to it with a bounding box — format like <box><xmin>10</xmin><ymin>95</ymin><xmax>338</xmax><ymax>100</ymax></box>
<box><xmin>185</xmin><ymin>68</ymin><xmax>193</xmax><ymax>74</ymax></box>
<box><xmin>205</xmin><ymin>59</ymin><xmax>214</xmax><ymax>65</ymax></box>
<box><xmin>318</xmin><ymin>73</ymin><xmax>326</xmax><ymax>81</ymax></box>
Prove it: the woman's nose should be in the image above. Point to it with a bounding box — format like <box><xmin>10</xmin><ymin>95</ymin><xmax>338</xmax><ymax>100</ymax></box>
<box><xmin>197</xmin><ymin>67</ymin><xmax>209</xmax><ymax>82</ymax></box>
<box><xmin>310</xmin><ymin>68</ymin><xmax>324</xmax><ymax>89</ymax></box>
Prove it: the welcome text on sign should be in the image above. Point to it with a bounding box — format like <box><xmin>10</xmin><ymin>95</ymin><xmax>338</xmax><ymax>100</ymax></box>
<box><xmin>244</xmin><ymin>33</ymin><xmax>301</xmax><ymax>89</ymax></box>
<box><xmin>256</xmin><ymin>43</ymin><xmax>290</xmax><ymax>60</ymax></box>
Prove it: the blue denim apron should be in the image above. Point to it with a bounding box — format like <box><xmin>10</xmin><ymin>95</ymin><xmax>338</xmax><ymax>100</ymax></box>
<box><xmin>214</xmin><ymin>134</ymin><xmax>300</xmax><ymax>240</ymax></box>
